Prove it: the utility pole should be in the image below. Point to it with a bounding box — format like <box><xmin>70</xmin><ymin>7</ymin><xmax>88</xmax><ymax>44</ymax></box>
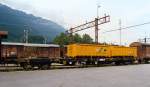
<box><xmin>23</xmin><ymin>30</ymin><xmax>26</xmax><ymax>43</ymax></box>
<box><xmin>26</xmin><ymin>29</ymin><xmax>28</xmax><ymax>43</ymax></box>
<box><xmin>70</xmin><ymin>28</ymin><xmax>74</xmax><ymax>43</ymax></box>
<box><xmin>97</xmin><ymin>5</ymin><xmax>101</xmax><ymax>18</ymax></box>
<box><xmin>44</xmin><ymin>36</ymin><xmax>47</xmax><ymax>44</ymax></box>
<box><xmin>144</xmin><ymin>38</ymin><xmax>147</xmax><ymax>43</ymax></box>
<box><xmin>24</xmin><ymin>29</ymin><xmax>29</xmax><ymax>43</ymax></box>
<box><xmin>119</xmin><ymin>19</ymin><xmax>122</xmax><ymax>45</ymax></box>
<box><xmin>95</xmin><ymin>18</ymin><xmax>99</xmax><ymax>43</ymax></box>
<box><xmin>67</xmin><ymin>14</ymin><xmax>110</xmax><ymax>44</ymax></box>
<box><xmin>95</xmin><ymin>4</ymin><xmax>101</xmax><ymax>43</ymax></box>
<box><xmin>144</xmin><ymin>32</ymin><xmax>147</xmax><ymax>43</ymax></box>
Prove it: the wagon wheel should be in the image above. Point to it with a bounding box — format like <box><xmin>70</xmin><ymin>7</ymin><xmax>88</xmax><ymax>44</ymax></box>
<box><xmin>21</xmin><ymin>62</ymin><xmax>31</xmax><ymax>70</ymax></box>
<box><xmin>115</xmin><ymin>62</ymin><xmax>121</xmax><ymax>65</ymax></box>
<box><xmin>41</xmin><ymin>64</ymin><xmax>50</xmax><ymax>70</ymax></box>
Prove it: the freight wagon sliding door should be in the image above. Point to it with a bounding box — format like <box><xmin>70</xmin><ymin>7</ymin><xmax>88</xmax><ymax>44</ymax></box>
<box><xmin>145</xmin><ymin>46</ymin><xmax>150</xmax><ymax>58</ymax></box>
<box><xmin>36</xmin><ymin>47</ymin><xmax>49</xmax><ymax>58</ymax></box>
<box><xmin>48</xmin><ymin>47</ymin><xmax>60</xmax><ymax>59</ymax></box>
<box><xmin>2</xmin><ymin>45</ymin><xmax>18</xmax><ymax>58</ymax></box>
<box><xmin>23</xmin><ymin>47</ymin><xmax>37</xmax><ymax>57</ymax></box>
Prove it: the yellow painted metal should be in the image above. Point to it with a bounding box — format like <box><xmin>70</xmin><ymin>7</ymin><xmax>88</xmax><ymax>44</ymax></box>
<box><xmin>67</xmin><ymin>44</ymin><xmax>110</xmax><ymax>57</ymax></box>
<box><xmin>110</xmin><ymin>46</ymin><xmax>137</xmax><ymax>57</ymax></box>
<box><xmin>67</xmin><ymin>44</ymin><xmax>137</xmax><ymax>58</ymax></box>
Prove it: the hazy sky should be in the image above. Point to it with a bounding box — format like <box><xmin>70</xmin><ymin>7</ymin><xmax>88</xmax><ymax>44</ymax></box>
<box><xmin>1</xmin><ymin>0</ymin><xmax>150</xmax><ymax>45</ymax></box>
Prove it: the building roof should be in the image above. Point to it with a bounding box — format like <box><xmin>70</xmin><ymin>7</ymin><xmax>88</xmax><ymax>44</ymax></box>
<box><xmin>1</xmin><ymin>42</ymin><xmax>60</xmax><ymax>47</ymax></box>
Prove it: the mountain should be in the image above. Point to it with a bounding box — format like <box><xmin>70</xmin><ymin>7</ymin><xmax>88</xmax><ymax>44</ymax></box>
<box><xmin>0</xmin><ymin>4</ymin><xmax>65</xmax><ymax>43</ymax></box>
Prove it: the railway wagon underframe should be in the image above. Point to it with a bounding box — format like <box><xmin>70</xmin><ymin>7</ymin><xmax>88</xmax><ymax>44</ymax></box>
<box><xmin>72</xmin><ymin>56</ymin><xmax>108</xmax><ymax>65</ymax></box>
<box><xmin>111</xmin><ymin>56</ymin><xmax>135</xmax><ymax>65</ymax></box>
<box><xmin>64</xmin><ymin>56</ymin><xmax>135</xmax><ymax>65</ymax></box>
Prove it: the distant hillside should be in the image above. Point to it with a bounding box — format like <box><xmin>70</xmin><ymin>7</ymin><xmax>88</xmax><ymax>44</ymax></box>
<box><xmin>0</xmin><ymin>4</ymin><xmax>65</xmax><ymax>43</ymax></box>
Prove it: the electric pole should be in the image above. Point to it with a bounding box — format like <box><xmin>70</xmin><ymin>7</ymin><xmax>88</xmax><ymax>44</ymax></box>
<box><xmin>97</xmin><ymin>5</ymin><xmax>101</xmax><ymax>18</ymax></box>
<box><xmin>95</xmin><ymin>4</ymin><xmax>101</xmax><ymax>43</ymax></box>
<box><xmin>67</xmin><ymin>14</ymin><xmax>110</xmax><ymax>44</ymax></box>
<box><xmin>119</xmin><ymin>19</ymin><xmax>122</xmax><ymax>45</ymax></box>
<box><xmin>66</xmin><ymin>4</ymin><xmax>110</xmax><ymax>44</ymax></box>
<box><xmin>95</xmin><ymin>18</ymin><xmax>99</xmax><ymax>43</ymax></box>
<box><xmin>24</xmin><ymin>29</ymin><xmax>29</xmax><ymax>43</ymax></box>
<box><xmin>44</xmin><ymin>36</ymin><xmax>47</xmax><ymax>44</ymax></box>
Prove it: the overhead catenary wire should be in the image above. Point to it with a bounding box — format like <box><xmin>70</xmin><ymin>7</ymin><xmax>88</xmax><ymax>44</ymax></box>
<box><xmin>102</xmin><ymin>21</ymin><xmax>150</xmax><ymax>33</ymax></box>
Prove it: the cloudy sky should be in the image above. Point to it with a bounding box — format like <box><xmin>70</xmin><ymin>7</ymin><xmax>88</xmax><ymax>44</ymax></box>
<box><xmin>1</xmin><ymin>0</ymin><xmax>150</xmax><ymax>45</ymax></box>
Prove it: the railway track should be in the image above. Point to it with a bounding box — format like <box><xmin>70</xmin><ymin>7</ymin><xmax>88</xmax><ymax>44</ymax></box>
<box><xmin>0</xmin><ymin>63</ymin><xmax>140</xmax><ymax>72</ymax></box>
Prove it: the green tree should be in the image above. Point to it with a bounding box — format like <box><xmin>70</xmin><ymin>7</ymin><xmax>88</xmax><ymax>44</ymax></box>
<box><xmin>53</xmin><ymin>33</ymin><xmax>69</xmax><ymax>47</ymax></box>
<box><xmin>53</xmin><ymin>33</ymin><xmax>93</xmax><ymax>46</ymax></box>
<box><xmin>73</xmin><ymin>33</ymin><xmax>82</xmax><ymax>43</ymax></box>
<box><xmin>81</xmin><ymin>34</ymin><xmax>93</xmax><ymax>43</ymax></box>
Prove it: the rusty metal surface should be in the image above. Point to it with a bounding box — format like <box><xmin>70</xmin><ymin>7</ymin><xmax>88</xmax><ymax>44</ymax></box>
<box><xmin>130</xmin><ymin>42</ymin><xmax>150</xmax><ymax>59</ymax></box>
<box><xmin>1</xmin><ymin>44</ymin><xmax>63</xmax><ymax>59</ymax></box>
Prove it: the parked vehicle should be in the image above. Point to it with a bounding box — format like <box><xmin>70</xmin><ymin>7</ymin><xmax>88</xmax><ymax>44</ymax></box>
<box><xmin>0</xmin><ymin>42</ymin><xmax>61</xmax><ymax>69</ymax></box>
<box><xmin>65</xmin><ymin>43</ymin><xmax>137</xmax><ymax>65</ymax></box>
<box><xmin>130</xmin><ymin>42</ymin><xmax>150</xmax><ymax>63</ymax></box>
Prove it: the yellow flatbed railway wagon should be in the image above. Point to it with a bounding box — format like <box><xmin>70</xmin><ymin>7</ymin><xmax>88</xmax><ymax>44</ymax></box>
<box><xmin>109</xmin><ymin>46</ymin><xmax>137</xmax><ymax>65</ymax></box>
<box><xmin>66</xmin><ymin>44</ymin><xmax>137</xmax><ymax>65</ymax></box>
